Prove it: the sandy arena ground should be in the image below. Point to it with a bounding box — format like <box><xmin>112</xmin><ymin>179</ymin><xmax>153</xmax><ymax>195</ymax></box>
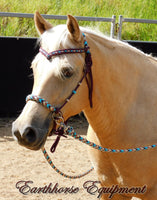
<box><xmin>0</xmin><ymin>116</ymin><xmax>140</xmax><ymax>200</ymax></box>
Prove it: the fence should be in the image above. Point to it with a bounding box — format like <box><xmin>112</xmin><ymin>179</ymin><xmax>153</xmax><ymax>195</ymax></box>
<box><xmin>118</xmin><ymin>15</ymin><xmax>157</xmax><ymax>40</ymax></box>
<box><xmin>0</xmin><ymin>12</ymin><xmax>116</xmax><ymax>38</ymax></box>
<box><xmin>1</xmin><ymin>12</ymin><xmax>157</xmax><ymax>40</ymax></box>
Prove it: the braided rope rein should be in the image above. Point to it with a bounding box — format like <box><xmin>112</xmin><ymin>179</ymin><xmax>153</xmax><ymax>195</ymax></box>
<box><xmin>41</xmin><ymin>123</ymin><xmax>157</xmax><ymax>179</ymax></box>
<box><xmin>41</xmin><ymin>147</ymin><xmax>94</xmax><ymax>179</ymax></box>
<box><xmin>26</xmin><ymin>95</ymin><xmax>157</xmax><ymax>179</ymax></box>
<box><xmin>63</xmin><ymin>124</ymin><xmax>157</xmax><ymax>153</ymax></box>
<box><xmin>25</xmin><ymin>95</ymin><xmax>157</xmax><ymax>153</ymax></box>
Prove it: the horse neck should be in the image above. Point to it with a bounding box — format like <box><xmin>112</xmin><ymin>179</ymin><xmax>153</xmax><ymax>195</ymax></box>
<box><xmin>83</xmin><ymin>32</ymin><xmax>156</xmax><ymax>139</ymax></box>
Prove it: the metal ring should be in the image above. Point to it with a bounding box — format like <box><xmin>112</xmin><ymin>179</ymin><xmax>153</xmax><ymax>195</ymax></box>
<box><xmin>52</xmin><ymin>111</ymin><xmax>64</xmax><ymax>125</ymax></box>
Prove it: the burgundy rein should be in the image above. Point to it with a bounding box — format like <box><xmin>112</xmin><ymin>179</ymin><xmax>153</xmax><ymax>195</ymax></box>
<box><xmin>27</xmin><ymin>33</ymin><xmax>93</xmax><ymax>153</ymax></box>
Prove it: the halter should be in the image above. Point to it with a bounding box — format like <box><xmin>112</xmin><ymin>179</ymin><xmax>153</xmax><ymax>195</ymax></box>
<box><xmin>26</xmin><ymin>32</ymin><xmax>157</xmax><ymax>179</ymax></box>
<box><xmin>26</xmin><ymin>32</ymin><xmax>93</xmax><ymax>153</ymax></box>
<box><xmin>39</xmin><ymin>32</ymin><xmax>93</xmax><ymax>112</ymax></box>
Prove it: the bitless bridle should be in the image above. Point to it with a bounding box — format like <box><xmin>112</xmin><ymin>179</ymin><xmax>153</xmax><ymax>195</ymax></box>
<box><xmin>26</xmin><ymin>33</ymin><xmax>157</xmax><ymax>179</ymax></box>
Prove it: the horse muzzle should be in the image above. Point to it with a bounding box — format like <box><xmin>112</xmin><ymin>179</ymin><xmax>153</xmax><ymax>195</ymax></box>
<box><xmin>12</xmin><ymin>107</ymin><xmax>54</xmax><ymax>150</ymax></box>
<box><xmin>12</xmin><ymin>122</ymin><xmax>48</xmax><ymax>150</ymax></box>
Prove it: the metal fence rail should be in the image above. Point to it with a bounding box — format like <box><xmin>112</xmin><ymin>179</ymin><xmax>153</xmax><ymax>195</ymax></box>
<box><xmin>1</xmin><ymin>12</ymin><xmax>157</xmax><ymax>40</ymax></box>
<box><xmin>118</xmin><ymin>15</ymin><xmax>157</xmax><ymax>40</ymax></box>
<box><xmin>0</xmin><ymin>12</ymin><xmax>116</xmax><ymax>38</ymax></box>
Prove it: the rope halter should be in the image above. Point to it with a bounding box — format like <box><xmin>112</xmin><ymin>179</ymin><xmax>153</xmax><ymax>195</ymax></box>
<box><xmin>26</xmin><ymin>32</ymin><xmax>93</xmax><ymax>152</ymax></box>
<box><xmin>25</xmin><ymin>32</ymin><xmax>157</xmax><ymax>179</ymax></box>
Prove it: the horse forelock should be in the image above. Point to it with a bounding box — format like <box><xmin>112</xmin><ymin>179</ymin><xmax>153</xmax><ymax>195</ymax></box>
<box><xmin>40</xmin><ymin>25</ymin><xmax>67</xmax><ymax>51</ymax></box>
<box><xmin>31</xmin><ymin>24</ymin><xmax>85</xmax><ymax>81</ymax></box>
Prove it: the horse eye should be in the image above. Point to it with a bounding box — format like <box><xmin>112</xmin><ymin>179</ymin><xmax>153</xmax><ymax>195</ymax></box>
<box><xmin>62</xmin><ymin>67</ymin><xmax>73</xmax><ymax>78</ymax></box>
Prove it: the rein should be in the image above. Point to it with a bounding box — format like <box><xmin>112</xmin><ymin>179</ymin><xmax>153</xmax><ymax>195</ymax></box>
<box><xmin>26</xmin><ymin>32</ymin><xmax>157</xmax><ymax>179</ymax></box>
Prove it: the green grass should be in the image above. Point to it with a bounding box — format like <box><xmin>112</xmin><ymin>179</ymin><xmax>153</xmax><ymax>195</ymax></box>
<box><xmin>0</xmin><ymin>0</ymin><xmax>157</xmax><ymax>41</ymax></box>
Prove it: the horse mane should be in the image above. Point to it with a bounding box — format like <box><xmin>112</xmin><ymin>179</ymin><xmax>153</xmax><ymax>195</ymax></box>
<box><xmin>81</xmin><ymin>26</ymin><xmax>157</xmax><ymax>63</ymax></box>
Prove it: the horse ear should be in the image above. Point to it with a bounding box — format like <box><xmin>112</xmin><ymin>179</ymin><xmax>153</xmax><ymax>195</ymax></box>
<box><xmin>67</xmin><ymin>15</ymin><xmax>81</xmax><ymax>42</ymax></box>
<box><xmin>34</xmin><ymin>11</ymin><xmax>53</xmax><ymax>35</ymax></box>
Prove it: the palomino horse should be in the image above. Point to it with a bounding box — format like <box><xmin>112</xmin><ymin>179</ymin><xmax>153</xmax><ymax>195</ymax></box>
<box><xmin>12</xmin><ymin>12</ymin><xmax>157</xmax><ymax>199</ymax></box>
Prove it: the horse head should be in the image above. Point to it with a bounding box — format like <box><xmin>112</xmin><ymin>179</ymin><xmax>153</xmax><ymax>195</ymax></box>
<box><xmin>12</xmin><ymin>12</ymin><xmax>91</xmax><ymax>150</ymax></box>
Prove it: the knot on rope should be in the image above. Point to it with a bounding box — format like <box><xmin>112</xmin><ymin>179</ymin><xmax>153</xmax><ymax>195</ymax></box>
<box><xmin>50</xmin><ymin>127</ymin><xmax>67</xmax><ymax>153</ymax></box>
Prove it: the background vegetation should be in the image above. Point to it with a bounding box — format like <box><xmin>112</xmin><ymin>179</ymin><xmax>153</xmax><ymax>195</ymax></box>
<box><xmin>0</xmin><ymin>0</ymin><xmax>157</xmax><ymax>41</ymax></box>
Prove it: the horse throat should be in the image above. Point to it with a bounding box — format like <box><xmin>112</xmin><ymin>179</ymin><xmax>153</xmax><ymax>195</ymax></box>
<box><xmin>82</xmin><ymin>34</ymin><xmax>139</xmax><ymax>143</ymax></box>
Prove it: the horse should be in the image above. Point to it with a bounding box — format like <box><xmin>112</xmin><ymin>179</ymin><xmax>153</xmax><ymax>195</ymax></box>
<box><xmin>12</xmin><ymin>11</ymin><xmax>157</xmax><ymax>200</ymax></box>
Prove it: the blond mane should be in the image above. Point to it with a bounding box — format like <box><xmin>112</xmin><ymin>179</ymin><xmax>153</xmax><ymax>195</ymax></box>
<box><xmin>81</xmin><ymin>26</ymin><xmax>157</xmax><ymax>63</ymax></box>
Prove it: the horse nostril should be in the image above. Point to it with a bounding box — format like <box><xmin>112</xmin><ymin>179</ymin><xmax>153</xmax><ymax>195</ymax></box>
<box><xmin>13</xmin><ymin>130</ymin><xmax>21</xmax><ymax>141</ymax></box>
<box><xmin>22</xmin><ymin>127</ymin><xmax>37</xmax><ymax>144</ymax></box>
